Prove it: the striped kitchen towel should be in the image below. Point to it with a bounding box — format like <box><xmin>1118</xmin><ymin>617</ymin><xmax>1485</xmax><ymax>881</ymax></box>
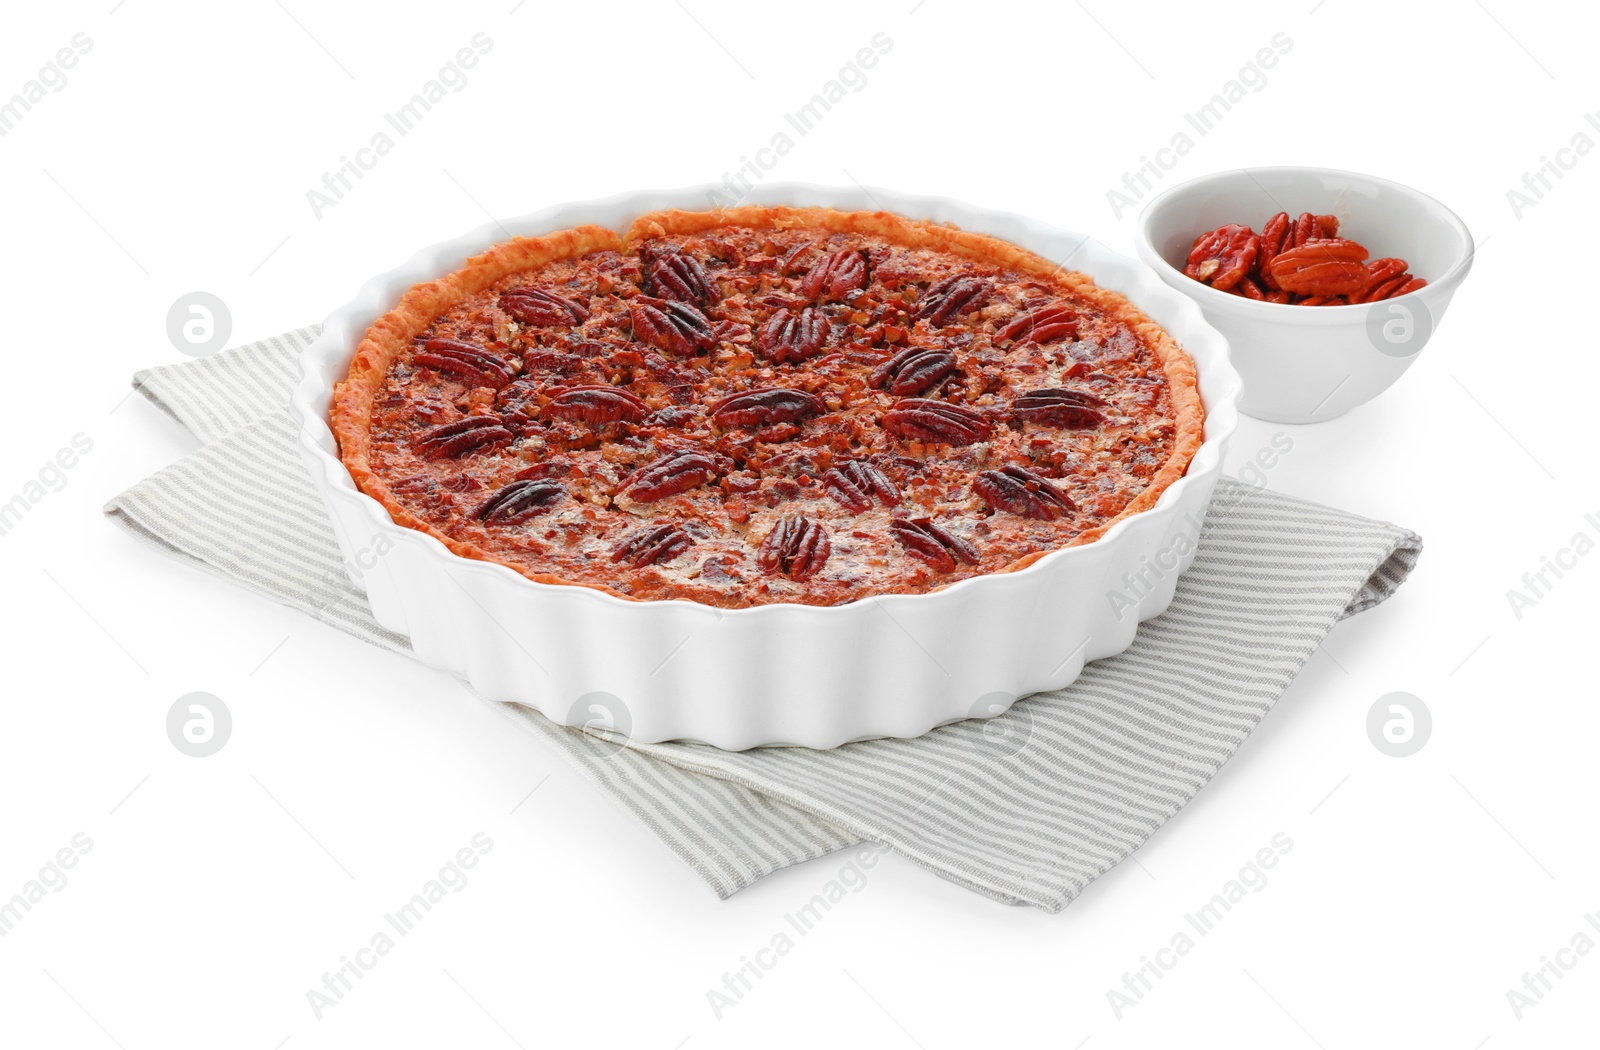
<box><xmin>105</xmin><ymin>327</ymin><xmax>1422</xmax><ymax>912</ymax></box>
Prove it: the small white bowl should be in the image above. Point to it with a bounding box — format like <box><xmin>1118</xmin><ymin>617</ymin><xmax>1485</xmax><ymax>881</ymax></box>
<box><xmin>1137</xmin><ymin>167</ymin><xmax>1473</xmax><ymax>424</ymax></box>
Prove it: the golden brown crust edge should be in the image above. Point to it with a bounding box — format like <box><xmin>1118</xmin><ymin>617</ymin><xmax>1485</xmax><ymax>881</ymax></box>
<box><xmin>331</xmin><ymin>224</ymin><xmax>623</xmax><ymax>582</ymax></box>
<box><xmin>329</xmin><ymin>206</ymin><xmax>1205</xmax><ymax>599</ymax></box>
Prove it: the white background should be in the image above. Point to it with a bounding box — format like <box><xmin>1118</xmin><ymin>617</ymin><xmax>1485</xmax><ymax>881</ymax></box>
<box><xmin>2</xmin><ymin>1</ymin><xmax>1596</xmax><ymax>1046</ymax></box>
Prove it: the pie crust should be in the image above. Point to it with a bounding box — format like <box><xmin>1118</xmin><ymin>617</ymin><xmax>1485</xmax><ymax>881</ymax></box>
<box><xmin>331</xmin><ymin>206</ymin><xmax>1203</xmax><ymax>608</ymax></box>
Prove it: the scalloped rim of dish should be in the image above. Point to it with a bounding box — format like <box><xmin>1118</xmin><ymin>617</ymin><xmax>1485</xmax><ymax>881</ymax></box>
<box><xmin>291</xmin><ymin>184</ymin><xmax>1240</xmax><ymax>621</ymax></box>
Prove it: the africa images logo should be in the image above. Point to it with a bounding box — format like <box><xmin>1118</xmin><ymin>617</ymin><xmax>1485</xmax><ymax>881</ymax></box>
<box><xmin>0</xmin><ymin>33</ymin><xmax>93</xmax><ymax>138</ymax></box>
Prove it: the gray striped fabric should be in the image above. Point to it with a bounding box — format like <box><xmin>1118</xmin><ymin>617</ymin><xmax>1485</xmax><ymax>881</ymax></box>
<box><xmin>105</xmin><ymin>329</ymin><xmax>1422</xmax><ymax>911</ymax></box>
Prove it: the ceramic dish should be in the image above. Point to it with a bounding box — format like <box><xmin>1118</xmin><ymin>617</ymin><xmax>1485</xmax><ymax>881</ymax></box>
<box><xmin>1137</xmin><ymin>166</ymin><xmax>1472</xmax><ymax>424</ymax></box>
<box><xmin>291</xmin><ymin>184</ymin><xmax>1241</xmax><ymax>749</ymax></box>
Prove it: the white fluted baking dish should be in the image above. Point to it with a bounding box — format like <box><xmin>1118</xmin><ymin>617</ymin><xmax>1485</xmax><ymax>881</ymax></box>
<box><xmin>290</xmin><ymin>184</ymin><xmax>1241</xmax><ymax>749</ymax></box>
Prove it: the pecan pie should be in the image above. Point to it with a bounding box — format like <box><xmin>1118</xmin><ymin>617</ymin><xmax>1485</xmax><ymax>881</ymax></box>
<box><xmin>331</xmin><ymin>206</ymin><xmax>1203</xmax><ymax>608</ymax></box>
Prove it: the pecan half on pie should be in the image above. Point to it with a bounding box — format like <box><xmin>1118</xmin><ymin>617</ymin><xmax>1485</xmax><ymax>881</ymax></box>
<box><xmin>332</xmin><ymin>207</ymin><xmax>1203</xmax><ymax>608</ymax></box>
